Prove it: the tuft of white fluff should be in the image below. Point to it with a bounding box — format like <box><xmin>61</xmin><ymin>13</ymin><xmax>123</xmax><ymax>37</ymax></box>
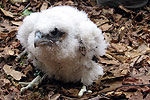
<box><xmin>17</xmin><ymin>6</ymin><xmax>108</xmax><ymax>85</ymax></box>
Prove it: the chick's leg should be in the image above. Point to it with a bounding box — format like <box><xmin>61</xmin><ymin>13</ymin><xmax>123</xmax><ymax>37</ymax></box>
<box><xmin>16</xmin><ymin>49</ymin><xmax>27</xmax><ymax>60</ymax></box>
<box><xmin>78</xmin><ymin>85</ymin><xmax>92</xmax><ymax>97</ymax></box>
<box><xmin>19</xmin><ymin>74</ymin><xmax>46</xmax><ymax>93</ymax></box>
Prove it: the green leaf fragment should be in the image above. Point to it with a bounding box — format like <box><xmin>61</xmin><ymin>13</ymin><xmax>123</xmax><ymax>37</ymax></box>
<box><xmin>22</xmin><ymin>9</ymin><xmax>32</xmax><ymax>15</ymax></box>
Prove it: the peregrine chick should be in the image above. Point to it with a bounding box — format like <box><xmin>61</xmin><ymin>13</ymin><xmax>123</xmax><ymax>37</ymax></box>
<box><xmin>17</xmin><ymin>6</ymin><xmax>107</xmax><ymax>88</ymax></box>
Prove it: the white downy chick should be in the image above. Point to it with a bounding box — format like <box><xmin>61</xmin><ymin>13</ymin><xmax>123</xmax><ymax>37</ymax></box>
<box><xmin>17</xmin><ymin>6</ymin><xmax>107</xmax><ymax>88</ymax></box>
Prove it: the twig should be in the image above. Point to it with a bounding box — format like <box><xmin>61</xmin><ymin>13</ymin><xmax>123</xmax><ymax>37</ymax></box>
<box><xmin>21</xmin><ymin>2</ymin><xmax>31</xmax><ymax>12</ymax></box>
<box><xmin>45</xmin><ymin>0</ymin><xmax>52</xmax><ymax>6</ymax></box>
<box><xmin>120</xmin><ymin>84</ymin><xmax>150</xmax><ymax>87</ymax></box>
<box><xmin>17</xmin><ymin>49</ymin><xmax>27</xmax><ymax>59</ymax></box>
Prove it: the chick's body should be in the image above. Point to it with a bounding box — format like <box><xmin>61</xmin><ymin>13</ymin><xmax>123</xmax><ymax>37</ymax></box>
<box><xmin>17</xmin><ymin>6</ymin><xmax>107</xmax><ymax>85</ymax></box>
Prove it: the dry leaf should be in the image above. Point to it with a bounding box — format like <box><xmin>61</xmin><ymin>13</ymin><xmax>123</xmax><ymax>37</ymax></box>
<box><xmin>102</xmin><ymin>8</ymin><xmax>114</xmax><ymax>15</ymax></box>
<box><xmin>106</xmin><ymin>91</ymin><xmax>123</xmax><ymax>97</ymax></box>
<box><xmin>0</xmin><ymin>78</ymin><xmax>10</xmax><ymax>86</ymax></box>
<box><xmin>0</xmin><ymin>8</ymin><xmax>14</xmax><ymax>18</ymax></box>
<box><xmin>49</xmin><ymin>93</ymin><xmax>60</xmax><ymax>100</ymax></box>
<box><xmin>11</xmin><ymin>21</ymin><xmax>23</xmax><ymax>26</ymax></box>
<box><xmin>111</xmin><ymin>43</ymin><xmax>128</xmax><ymax>53</ymax></box>
<box><xmin>113</xmin><ymin>63</ymin><xmax>130</xmax><ymax>77</ymax></box>
<box><xmin>147</xmin><ymin>58</ymin><xmax>150</xmax><ymax>65</ymax></box>
<box><xmin>10</xmin><ymin>0</ymin><xmax>27</xmax><ymax>3</ymax></box>
<box><xmin>104</xmin><ymin>32</ymin><xmax>112</xmax><ymax>43</ymax></box>
<box><xmin>3</xmin><ymin>64</ymin><xmax>26</xmax><ymax>80</ymax></box>
<box><xmin>2</xmin><ymin>46</ymin><xmax>15</xmax><ymax>56</ymax></box>
<box><xmin>40</xmin><ymin>2</ymin><xmax>48</xmax><ymax>11</ymax></box>
<box><xmin>89</xmin><ymin>0</ymin><xmax>97</xmax><ymax>6</ymax></box>
<box><xmin>23</xmin><ymin>65</ymin><xmax>33</xmax><ymax>75</ymax></box>
<box><xmin>62</xmin><ymin>88</ymin><xmax>79</xmax><ymax>97</ymax></box>
<box><xmin>113</xmin><ymin>14</ymin><xmax>122</xmax><ymax>22</ymax></box>
<box><xmin>128</xmin><ymin>91</ymin><xmax>143</xmax><ymax>100</ymax></box>
<box><xmin>99</xmin><ymin>23</ymin><xmax>112</xmax><ymax>31</ymax></box>
<box><xmin>9</xmin><ymin>86</ymin><xmax>20</xmax><ymax>93</ymax></box>
<box><xmin>64</xmin><ymin>1</ymin><xmax>74</xmax><ymax>6</ymax></box>
<box><xmin>95</xmin><ymin>18</ymin><xmax>109</xmax><ymax>27</ymax></box>
<box><xmin>0</xmin><ymin>20</ymin><xmax>17</xmax><ymax>33</ymax></box>
<box><xmin>125</xmin><ymin>44</ymin><xmax>150</xmax><ymax>58</ymax></box>
<box><xmin>0</xmin><ymin>33</ymin><xmax>8</xmax><ymax>39</ymax></box>
<box><xmin>99</xmin><ymin>81</ymin><xmax>122</xmax><ymax>93</ymax></box>
<box><xmin>144</xmin><ymin>93</ymin><xmax>150</xmax><ymax>100</ymax></box>
<box><xmin>48</xmin><ymin>91</ymin><xmax>55</xmax><ymax>100</ymax></box>
<box><xmin>99</xmin><ymin>57</ymin><xmax>119</xmax><ymax>65</ymax></box>
<box><xmin>8</xmin><ymin>49</ymin><xmax>14</xmax><ymax>55</ymax></box>
<box><xmin>119</xmin><ymin>5</ymin><xmax>133</xmax><ymax>13</ymax></box>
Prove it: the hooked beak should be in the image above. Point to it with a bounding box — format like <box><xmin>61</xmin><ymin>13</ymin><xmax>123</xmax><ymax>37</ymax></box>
<box><xmin>34</xmin><ymin>31</ymin><xmax>54</xmax><ymax>48</ymax></box>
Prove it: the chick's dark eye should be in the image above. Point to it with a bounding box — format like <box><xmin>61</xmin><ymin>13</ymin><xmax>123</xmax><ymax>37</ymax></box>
<box><xmin>51</xmin><ymin>28</ymin><xmax>58</xmax><ymax>36</ymax></box>
<box><xmin>46</xmin><ymin>34</ymin><xmax>49</xmax><ymax>37</ymax></box>
<box><xmin>51</xmin><ymin>31</ymin><xmax>57</xmax><ymax>36</ymax></box>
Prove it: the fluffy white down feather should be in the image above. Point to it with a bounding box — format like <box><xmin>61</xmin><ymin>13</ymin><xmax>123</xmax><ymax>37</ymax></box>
<box><xmin>17</xmin><ymin>6</ymin><xmax>108</xmax><ymax>85</ymax></box>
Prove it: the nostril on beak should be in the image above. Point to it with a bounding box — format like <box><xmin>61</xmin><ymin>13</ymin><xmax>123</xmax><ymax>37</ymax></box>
<box><xmin>34</xmin><ymin>41</ymin><xmax>37</xmax><ymax>48</ymax></box>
